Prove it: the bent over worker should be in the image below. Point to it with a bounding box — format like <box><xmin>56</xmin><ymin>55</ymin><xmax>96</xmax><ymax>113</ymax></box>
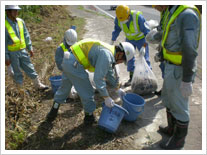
<box><xmin>111</xmin><ymin>5</ymin><xmax>151</xmax><ymax>86</ymax></box>
<box><xmin>5</xmin><ymin>5</ymin><xmax>48</xmax><ymax>91</ymax></box>
<box><xmin>46</xmin><ymin>39</ymin><xmax>135</xmax><ymax>125</ymax></box>
<box><xmin>154</xmin><ymin>5</ymin><xmax>201</xmax><ymax>150</ymax></box>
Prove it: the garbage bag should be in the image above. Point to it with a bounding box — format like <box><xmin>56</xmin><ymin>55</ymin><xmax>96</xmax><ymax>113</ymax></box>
<box><xmin>87</xmin><ymin>71</ymin><xmax>96</xmax><ymax>89</ymax></box>
<box><xmin>69</xmin><ymin>86</ymin><xmax>79</xmax><ymax>99</ymax></box>
<box><xmin>144</xmin><ymin>19</ymin><xmax>159</xmax><ymax>30</ymax></box>
<box><xmin>131</xmin><ymin>53</ymin><xmax>158</xmax><ymax>95</ymax></box>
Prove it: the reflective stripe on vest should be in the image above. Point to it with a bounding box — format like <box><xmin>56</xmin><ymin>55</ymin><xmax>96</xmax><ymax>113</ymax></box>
<box><xmin>118</xmin><ymin>10</ymin><xmax>145</xmax><ymax>40</ymax></box>
<box><xmin>60</xmin><ymin>43</ymin><xmax>68</xmax><ymax>52</ymax></box>
<box><xmin>162</xmin><ymin>5</ymin><xmax>200</xmax><ymax>65</ymax></box>
<box><xmin>70</xmin><ymin>39</ymin><xmax>115</xmax><ymax>72</ymax></box>
<box><xmin>160</xmin><ymin>8</ymin><xmax>169</xmax><ymax>30</ymax></box>
<box><xmin>5</xmin><ymin>18</ymin><xmax>26</xmax><ymax>52</ymax></box>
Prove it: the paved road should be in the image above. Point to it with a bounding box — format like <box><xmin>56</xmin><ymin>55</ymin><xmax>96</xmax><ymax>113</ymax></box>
<box><xmin>96</xmin><ymin>5</ymin><xmax>202</xmax><ymax>78</ymax></box>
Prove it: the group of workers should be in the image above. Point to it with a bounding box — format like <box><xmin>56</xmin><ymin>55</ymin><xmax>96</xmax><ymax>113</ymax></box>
<box><xmin>5</xmin><ymin>4</ymin><xmax>201</xmax><ymax>150</ymax></box>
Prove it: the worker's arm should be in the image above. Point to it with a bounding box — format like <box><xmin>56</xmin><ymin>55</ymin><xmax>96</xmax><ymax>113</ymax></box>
<box><xmin>22</xmin><ymin>20</ymin><xmax>33</xmax><ymax>52</ymax></box>
<box><xmin>138</xmin><ymin>14</ymin><xmax>150</xmax><ymax>36</ymax></box>
<box><xmin>179</xmin><ymin>9</ymin><xmax>200</xmax><ymax>82</ymax></box>
<box><xmin>93</xmin><ymin>49</ymin><xmax>114</xmax><ymax>97</ymax></box>
<box><xmin>55</xmin><ymin>46</ymin><xmax>64</xmax><ymax>71</ymax></box>
<box><xmin>5</xmin><ymin>28</ymin><xmax>10</xmax><ymax>65</ymax></box>
<box><xmin>105</xmin><ymin>65</ymin><xmax>120</xmax><ymax>88</ymax></box>
<box><xmin>111</xmin><ymin>18</ymin><xmax>122</xmax><ymax>41</ymax></box>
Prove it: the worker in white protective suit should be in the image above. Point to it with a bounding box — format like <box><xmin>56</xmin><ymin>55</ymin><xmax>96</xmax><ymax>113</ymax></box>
<box><xmin>5</xmin><ymin>5</ymin><xmax>49</xmax><ymax>91</ymax></box>
<box><xmin>55</xmin><ymin>28</ymin><xmax>79</xmax><ymax>100</ymax></box>
<box><xmin>46</xmin><ymin>39</ymin><xmax>135</xmax><ymax>125</ymax></box>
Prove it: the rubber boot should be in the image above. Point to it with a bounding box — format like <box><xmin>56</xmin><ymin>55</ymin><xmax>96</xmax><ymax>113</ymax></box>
<box><xmin>84</xmin><ymin>112</ymin><xmax>96</xmax><ymax>125</ymax></box>
<box><xmin>154</xmin><ymin>89</ymin><xmax>162</xmax><ymax>96</ymax></box>
<box><xmin>158</xmin><ymin>108</ymin><xmax>175</xmax><ymax>136</ymax></box>
<box><xmin>33</xmin><ymin>76</ymin><xmax>49</xmax><ymax>91</ymax></box>
<box><xmin>124</xmin><ymin>72</ymin><xmax>133</xmax><ymax>87</ymax></box>
<box><xmin>160</xmin><ymin>120</ymin><xmax>189</xmax><ymax>150</ymax></box>
<box><xmin>46</xmin><ymin>102</ymin><xmax>60</xmax><ymax>122</ymax></box>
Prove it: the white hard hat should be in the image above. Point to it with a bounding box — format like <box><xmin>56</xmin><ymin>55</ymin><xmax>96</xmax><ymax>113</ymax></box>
<box><xmin>64</xmin><ymin>29</ymin><xmax>77</xmax><ymax>46</ymax></box>
<box><xmin>5</xmin><ymin>5</ymin><xmax>21</xmax><ymax>10</ymax></box>
<box><xmin>119</xmin><ymin>42</ymin><xmax>135</xmax><ymax>63</ymax></box>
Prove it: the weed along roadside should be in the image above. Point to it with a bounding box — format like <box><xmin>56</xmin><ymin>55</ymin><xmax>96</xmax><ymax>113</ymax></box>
<box><xmin>5</xmin><ymin>5</ymin><xmax>86</xmax><ymax>150</ymax></box>
<box><xmin>4</xmin><ymin>5</ymin><xmax>202</xmax><ymax>151</ymax></box>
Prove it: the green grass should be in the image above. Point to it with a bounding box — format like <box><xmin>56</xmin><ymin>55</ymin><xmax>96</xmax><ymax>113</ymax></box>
<box><xmin>7</xmin><ymin>129</ymin><xmax>26</xmax><ymax>149</ymax></box>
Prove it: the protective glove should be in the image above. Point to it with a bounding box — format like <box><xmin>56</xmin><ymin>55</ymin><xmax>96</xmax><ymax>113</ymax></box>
<box><xmin>110</xmin><ymin>40</ymin><xmax>114</xmax><ymax>45</ymax></box>
<box><xmin>139</xmin><ymin>46</ymin><xmax>145</xmax><ymax>56</ymax></box>
<box><xmin>104</xmin><ymin>97</ymin><xmax>115</xmax><ymax>108</ymax></box>
<box><xmin>7</xmin><ymin>65</ymin><xmax>14</xmax><ymax>77</ymax></box>
<box><xmin>145</xmin><ymin>29</ymin><xmax>159</xmax><ymax>44</ymax></box>
<box><xmin>116</xmin><ymin>88</ymin><xmax>126</xmax><ymax>98</ymax></box>
<box><xmin>154</xmin><ymin>53</ymin><xmax>161</xmax><ymax>62</ymax></box>
<box><xmin>180</xmin><ymin>81</ymin><xmax>193</xmax><ymax>98</ymax></box>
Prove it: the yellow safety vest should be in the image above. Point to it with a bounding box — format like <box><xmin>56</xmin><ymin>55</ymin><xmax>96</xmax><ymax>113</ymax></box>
<box><xmin>70</xmin><ymin>39</ymin><xmax>115</xmax><ymax>72</ymax></box>
<box><xmin>118</xmin><ymin>10</ymin><xmax>145</xmax><ymax>41</ymax></box>
<box><xmin>162</xmin><ymin>5</ymin><xmax>200</xmax><ymax>65</ymax></box>
<box><xmin>5</xmin><ymin>18</ymin><xmax>26</xmax><ymax>52</ymax></box>
<box><xmin>60</xmin><ymin>43</ymin><xmax>68</xmax><ymax>52</ymax></box>
<box><xmin>160</xmin><ymin>8</ymin><xmax>169</xmax><ymax>30</ymax></box>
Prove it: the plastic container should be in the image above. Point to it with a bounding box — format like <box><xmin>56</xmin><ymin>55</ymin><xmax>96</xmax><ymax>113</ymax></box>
<box><xmin>122</xmin><ymin>93</ymin><xmax>145</xmax><ymax>121</ymax></box>
<box><xmin>49</xmin><ymin>75</ymin><xmax>62</xmax><ymax>94</ymax></box>
<box><xmin>70</xmin><ymin>25</ymin><xmax>76</xmax><ymax>30</ymax></box>
<box><xmin>98</xmin><ymin>103</ymin><xmax>128</xmax><ymax>133</ymax></box>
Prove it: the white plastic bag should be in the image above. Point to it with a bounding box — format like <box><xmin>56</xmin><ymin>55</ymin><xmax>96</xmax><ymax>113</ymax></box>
<box><xmin>131</xmin><ymin>54</ymin><xmax>158</xmax><ymax>95</ymax></box>
<box><xmin>144</xmin><ymin>20</ymin><xmax>159</xmax><ymax>30</ymax></box>
<box><xmin>87</xmin><ymin>71</ymin><xmax>96</xmax><ymax>89</ymax></box>
<box><xmin>69</xmin><ymin>86</ymin><xmax>79</xmax><ymax>99</ymax></box>
<box><xmin>44</xmin><ymin>37</ymin><xmax>53</xmax><ymax>42</ymax></box>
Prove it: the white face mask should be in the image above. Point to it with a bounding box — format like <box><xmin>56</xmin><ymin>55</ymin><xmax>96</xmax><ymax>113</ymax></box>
<box><xmin>120</xmin><ymin>19</ymin><xmax>128</xmax><ymax>24</ymax></box>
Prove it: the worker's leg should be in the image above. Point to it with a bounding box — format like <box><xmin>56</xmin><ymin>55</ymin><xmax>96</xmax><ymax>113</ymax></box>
<box><xmin>54</xmin><ymin>73</ymin><xmax>73</xmax><ymax>103</ymax></box>
<box><xmin>9</xmin><ymin>52</ymin><xmax>24</xmax><ymax>85</ymax></box>
<box><xmin>143</xmin><ymin>43</ymin><xmax>151</xmax><ymax>68</ymax></box>
<box><xmin>19</xmin><ymin>50</ymin><xmax>49</xmax><ymax>90</ymax></box>
<box><xmin>160</xmin><ymin>63</ymin><xmax>189</xmax><ymax>149</ymax></box>
<box><xmin>124</xmin><ymin>41</ymin><xmax>136</xmax><ymax>87</ymax></box>
<box><xmin>63</xmin><ymin>56</ymin><xmax>96</xmax><ymax>125</ymax></box>
<box><xmin>46</xmin><ymin>73</ymin><xmax>72</xmax><ymax>121</ymax></box>
<box><xmin>19</xmin><ymin>50</ymin><xmax>37</xmax><ymax>79</ymax></box>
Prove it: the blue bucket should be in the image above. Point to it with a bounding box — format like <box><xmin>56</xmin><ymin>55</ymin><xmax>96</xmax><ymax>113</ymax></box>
<box><xmin>98</xmin><ymin>103</ymin><xmax>128</xmax><ymax>133</ymax></box>
<box><xmin>49</xmin><ymin>75</ymin><xmax>62</xmax><ymax>94</ymax></box>
<box><xmin>122</xmin><ymin>93</ymin><xmax>145</xmax><ymax>122</ymax></box>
